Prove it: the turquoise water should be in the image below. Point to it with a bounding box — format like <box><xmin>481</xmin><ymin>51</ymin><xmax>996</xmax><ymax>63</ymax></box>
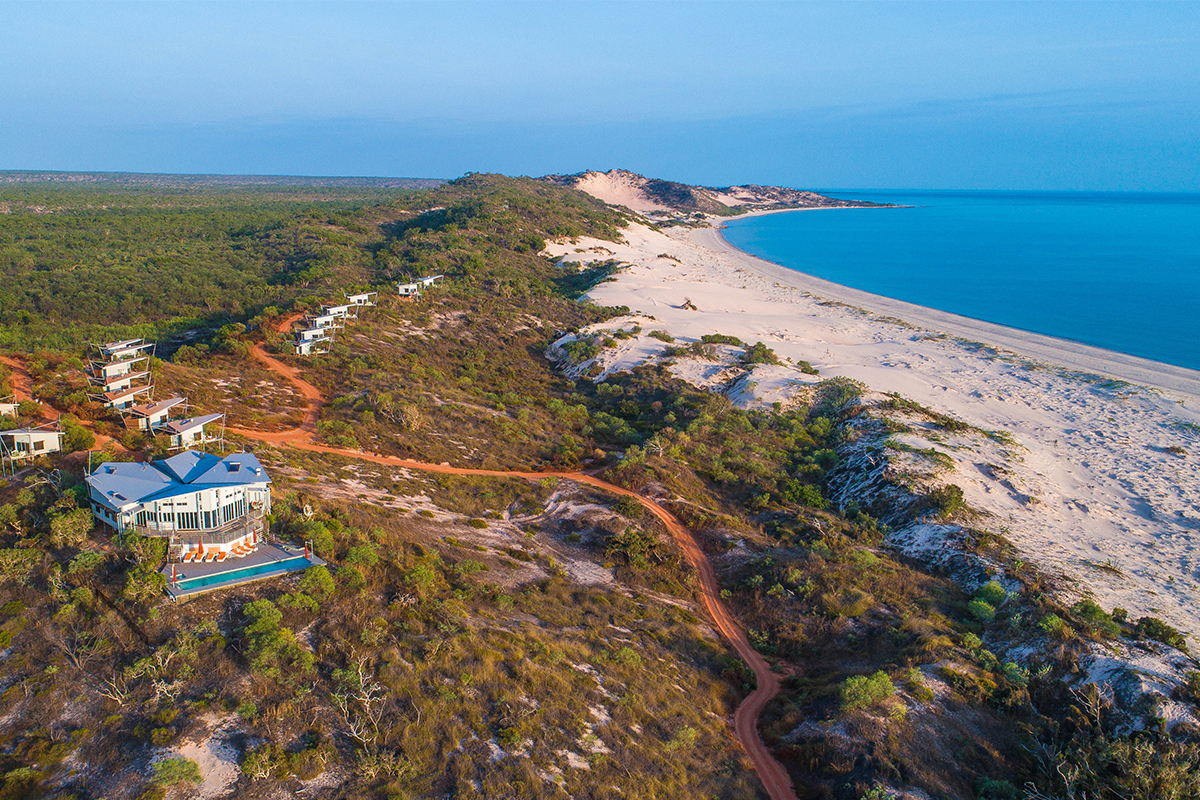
<box><xmin>721</xmin><ymin>191</ymin><xmax>1200</xmax><ymax>371</ymax></box>
<box><xmin>171</xmin><ymin>555</ymin><xmax>311</xmax><ymax>592</ymax></box>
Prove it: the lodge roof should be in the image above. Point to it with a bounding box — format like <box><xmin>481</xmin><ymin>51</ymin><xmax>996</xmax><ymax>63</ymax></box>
<box><xmin>87</xmin><ymin>450</ymin><xmax>270</xmax><ymax>510</ymax></box>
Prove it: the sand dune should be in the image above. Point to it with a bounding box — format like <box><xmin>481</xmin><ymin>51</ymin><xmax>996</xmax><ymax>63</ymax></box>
<box><xmin>545</xmin><ymin>216</ymin><xmax>1200</xmax><ymax>641</ymax></box>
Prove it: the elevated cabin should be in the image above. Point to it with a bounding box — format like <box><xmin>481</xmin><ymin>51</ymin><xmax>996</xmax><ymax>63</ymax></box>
<box><xmin>105</xmin><ymin>383</ymin><xmax>153</xmax><ymax>410</ymax></box>
<box><xmin>1</xmin><ymin>425</ymin><xmax>63</xmax><ymax>475</ymax></box>
<box><xmin>97</xmin><ymin>339</ymin><xmax>155</xmax><ymax>362</ymax></box>
<box><xmin>86</xmin><ymin>450</ymin><xmax>272</xmax><ymax>562</ymax></box>
<box><xmin>296</xmin><ymin>326</ymin><xmax>333</xmax><ymax>343</ymax></box>
<box><xmin>346</xmin><ymin>292</ymin><xmax>377</xmax><ymax>307</ymax></box>
<box><xmin>0</xmin><ymin>397</ymin><xmax>17</xmax><ymax>418</ymax></box>
<box><xmin>418</xmin><ymin>275</ymin><xmax>444</xmax><ymax>288</ymax></box>
<box><xmin>396</xmin><ymin>281</ymin><xmax>421</xmax><ymax>297</ymax></box>
<box><xmin>294</xmin><ymin>338</ymin><xmax>332</xmax><ymax>356</ymax></box>
<box><xmin>95</xmin><ymin>369</ymin><xmax>151</xmax><ymax>393</ymax></box>
<box><xmin>306</xmin><ymin>312</ymin><xmax>343</xmax><ymax>330</ymax></box>
<box><xmin>124</xmin><ymin>397</ymin><xmax>186</xmax><ymax>431</ymax></box>
<box><xmin>160</xmin><ymin>413</ymin><xmax>224</xmax><ymax>451</ymax></box>
<box><xmin>91</xmin><ymin>354</ymin><xmax>149</xmax><ymax>383</ymax></box>
<box><xmin>321</xmin><ymin>303</ymin><xmax>356</xmax><ymax>320</ymax></box>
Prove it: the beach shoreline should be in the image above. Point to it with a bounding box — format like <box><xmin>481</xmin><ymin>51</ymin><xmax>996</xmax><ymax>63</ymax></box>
<box><xmin>707</xmin><ymin>212</ymin><xmax>1200</xmax><ymax>401</ymax></box>
<box><xmin>544</xmin><ymin>214</ymin><xmax>1200</xmax><ymax>642</ymax></box>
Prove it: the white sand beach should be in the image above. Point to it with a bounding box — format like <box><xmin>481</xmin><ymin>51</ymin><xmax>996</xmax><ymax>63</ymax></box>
<box><xmin>544</xmin><ymin>207</ymin><xmax>1200</xmax><ymax>642</ymax></box>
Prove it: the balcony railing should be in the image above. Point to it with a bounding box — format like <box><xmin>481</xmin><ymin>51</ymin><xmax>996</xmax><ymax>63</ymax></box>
<box><xmin>133</xmin><ymin>509</ymin><xmax>267</xmax><ymax>546</ymax></box>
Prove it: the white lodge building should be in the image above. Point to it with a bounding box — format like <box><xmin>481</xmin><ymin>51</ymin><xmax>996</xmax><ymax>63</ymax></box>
<box><xmin>86</xmin><ymin>450</ymin><xmax>272</xmax><ymax>562</ymax></box>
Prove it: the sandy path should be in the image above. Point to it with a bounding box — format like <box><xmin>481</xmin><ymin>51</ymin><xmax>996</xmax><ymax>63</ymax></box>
<box><xmin>229</xmin><ymin>316</ymin><xmax>798</xmax><ymax>800</ymax></box>
<box><xmin>0</xmin><ymin>355</ymin><xmax>60</xmax><ymax>420</ymax></box>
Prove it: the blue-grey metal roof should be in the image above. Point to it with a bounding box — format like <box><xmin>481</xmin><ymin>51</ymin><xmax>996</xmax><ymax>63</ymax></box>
<box><xmin>86</xmin><ymin>450</ymin><xmax>271</xmax><ymax>510</ymax></box>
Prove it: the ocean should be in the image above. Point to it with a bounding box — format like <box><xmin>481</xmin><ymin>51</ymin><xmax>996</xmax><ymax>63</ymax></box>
<box><xmin>720</xmin><ymin>191</ymin><xmax>1200</xmax><ymax>372</ymax></box>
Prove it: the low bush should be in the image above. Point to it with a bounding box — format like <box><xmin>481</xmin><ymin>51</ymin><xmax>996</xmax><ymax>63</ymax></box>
<box><xmin>840</xmin><ymin>671</ymin><xmax>896</xmax><ymax>712</ymax></box>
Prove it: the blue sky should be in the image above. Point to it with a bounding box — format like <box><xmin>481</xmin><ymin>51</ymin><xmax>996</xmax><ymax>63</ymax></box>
<box><xmin>3</xmin><ymin>1</ymin><xmax>1198</xmax><ymax>190</ymax></box>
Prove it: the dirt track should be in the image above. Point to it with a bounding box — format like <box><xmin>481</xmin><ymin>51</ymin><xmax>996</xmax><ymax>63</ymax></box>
<box><xmin>228</xmin><ymin>318</ymin><xmax>799</xmax><ymax>800</ymax></box>
<box><xmin>5</xmin><ymin>316</ymin><xmax>798</xmax><ymax>799</ymax></box>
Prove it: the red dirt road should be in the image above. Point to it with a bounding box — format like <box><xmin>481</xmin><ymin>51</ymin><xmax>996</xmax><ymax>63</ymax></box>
<box><xmin>5</xmin><ymin>317</ymin><xmax>795</xmax><ymax>799</ymax></box>
<box><xmin>226</xmin><ymin>317</ymin><xmax>799</xmax><ymax>800</ymax></box>
<box><xmin>0</xmin><ymin>355</ymin><xmax>60</xmax><ymax>420</ymax></box>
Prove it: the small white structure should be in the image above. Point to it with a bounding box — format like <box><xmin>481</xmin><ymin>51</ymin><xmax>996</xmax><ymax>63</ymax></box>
<box><xmin>397</xmin><ymin>281</ymin><xmax>421</xmax><ymax>297</ymax></box>
<box><xmin>0</xmin><ymin>397</ymin><xmax>18</xmax><ymax>418</ymax></box>
<box><xmin>307</xmin><ymin>312</ymin><xmax>343</xmax><ymax>330</ymax></box>
<box><xmin>418</xmin><ymin>275</ymin><xmax>444</xmax><ymax>287</ymax></box>
<box><xmin>124</xmin><ymin>397</ymin><xmax>186</xmax><ymax>431</ymax></box>
<box><xmin>86</xmin><ymin>450</ymin><xmax>272</xmax><ymax>562</ymax></box>
<box><xmin>294</xmin><ymin>339</ymin><xmax>332</xmax><ymax>356</ymax></box>
<box><xmin>98</xmin><ymin>339</ymin><xmax>155</xmax><ymax>361</ymax></box>
<box><xmin>105</xmin><ymin>383</ymin><xmax>153</xmax><ymax>410</ymax></box>
<box><xmin>346</xmin><ymin>291</ymin><xmax>377</xmax><ymax>307</ymax></box>
<box><xmin>1</xmin><ymin>424</ymin><xmax>63</xmax><ymax>475</ymax></box>
<box><xmin>321</xmin><ymin>303</ymin><xmax>356</xmax><ymax>320</ymax></box>
<box><xmin>96</xmin><ymin>369</ymin><xmax>151</xmax><ymax>393</ymax></box>
<box><xmin>159</xmin><ymin>413</ymin><xmax>225</xmax><ymax>451</ymax></box>
<box><xmin>92</xmin><ymin>339</ymin><xmax>155</xmax><ymax>407</ymax></box>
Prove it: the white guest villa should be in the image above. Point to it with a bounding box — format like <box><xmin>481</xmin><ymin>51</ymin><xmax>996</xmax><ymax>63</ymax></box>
<box><xmin>86</xmin><ymin>450</ymin><xmax>272</xmax><ymax>563</ymax></box>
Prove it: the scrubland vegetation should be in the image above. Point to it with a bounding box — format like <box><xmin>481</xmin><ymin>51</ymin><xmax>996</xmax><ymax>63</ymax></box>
<box><xmin>1</xmin><ymin>175</ymin><xmax>1198</xmax><ymax>799</ymax></box>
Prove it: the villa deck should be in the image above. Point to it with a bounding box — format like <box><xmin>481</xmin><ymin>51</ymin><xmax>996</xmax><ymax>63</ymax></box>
<box><xmin>162</xmin><ymin>542</ymin><xmax>325</xmax><ymax>600</ymax></box>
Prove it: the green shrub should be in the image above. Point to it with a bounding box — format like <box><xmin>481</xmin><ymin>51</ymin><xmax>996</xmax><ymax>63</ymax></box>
<box><xmin>337</xmin><ymin>565</ymin><xmax>365</xmax><ymax>589</ymax></box>
<box><xmin>1136</xmin><ymin>617</ymin><xmax>1188</xmax><ymax>652</ymax></box>
<box><xmin>1039</xmin><ymin>613</ymin><xmax>1069</xmax><ymax>637</ymax></box>
<box><xmin>975</xmin><ymin>580</ymin><xmax>1007</xmax><ymax>606</ymax></box>
<box><xmin>840</xmin><ymin>671</ymin><xmax>896</xmax><ymax>712</ymax></box>
<box><xmin>968</xmin><ymin>599</ymin><xmax>996</xmax><ymax>623</ymax></box>
<box><xmin>612</xmin><ymin>495</ymin><xmax>644</xmax><ymax>520</ymax></box>
<box><xmin>152</xmin><ymin>757</ymin><xmax>201</xmax><ymax>786</ymax></box>
<box><xmin>68</xmin><ymin>550</ymin><xmax>104</xmax><ymax>574</ymax></box>
<box><xmin>298</xmin><ymin>565</ymin><xmax>335</xmax><ymax>601</ymax></box>
<box><xmin>344</xmin><ymin>545</ymin><xmax>380</xmax><ymax>568</ymax></box>
<box><xmin>648</xmin><ymin>330</ymin><xmax>674</xmax><ymax>343</ymax></box>
<box><xmin>467</xmin><ymin>518</ymin><xmax>488</xmax><ymax>529</ymax></box>
<box><xmin>975</xmin><ymin>777</ymin><xmax>1021</xmax><ymax>800</ymax></box>
<box><xmin>741</xmin><ymin>342</ymin><xmax>781</xmax><ymax>365</ymax></box>
<box><xmin>923</xmin><ymin>484</ymin><xmax>966</xmax><ymax>518</ymax></box>
<box><xmin>700</xmin><ymin>333</ymin><xmax>743</xmax><ymax>346</ymax></box>
<box><xmin>1071</xmin><ymin>600</ymin><xmax>1121</xmax><ymax>638</ymax></box>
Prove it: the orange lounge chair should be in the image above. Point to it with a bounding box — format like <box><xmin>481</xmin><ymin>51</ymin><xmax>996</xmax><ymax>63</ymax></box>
<box><xmin>215</xmin><ymin>551</ymin><xmax>228</xmax><ymax>563</ymax></box>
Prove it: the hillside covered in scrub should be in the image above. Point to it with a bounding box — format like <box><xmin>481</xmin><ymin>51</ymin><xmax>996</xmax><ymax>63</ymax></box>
<box><xmin>1</xmin><ymin>174</ymin><xmax>1198</xmax><ymax>800</ymax></box>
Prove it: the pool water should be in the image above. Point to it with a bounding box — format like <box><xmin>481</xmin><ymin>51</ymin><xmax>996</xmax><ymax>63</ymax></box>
<box><xmin>169</xmin><ymin>554</ymin><xmax>312</xmax><ymax>592</ymax></box>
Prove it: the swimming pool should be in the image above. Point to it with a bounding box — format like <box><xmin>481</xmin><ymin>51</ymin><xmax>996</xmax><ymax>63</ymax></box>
<box><xmin>168</xmin><ymin>554</ymin><xmax>312</xmax><ymax>594</ymax></box>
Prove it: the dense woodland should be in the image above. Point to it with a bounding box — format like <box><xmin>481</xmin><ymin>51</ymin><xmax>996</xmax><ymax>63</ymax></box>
<box><xmin>0</xmin><ymin>176</ymin><xmax>1198</xmax><ymax>800</ymax></box>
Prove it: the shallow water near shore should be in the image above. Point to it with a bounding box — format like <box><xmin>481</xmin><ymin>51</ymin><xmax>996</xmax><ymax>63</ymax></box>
<box><xmin>721</xmin><ymin>190</ymin><xmax>1200</xmax><ymax>371</ymax></box>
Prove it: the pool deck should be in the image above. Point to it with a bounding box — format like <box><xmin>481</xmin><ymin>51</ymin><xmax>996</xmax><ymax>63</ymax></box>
<box><xmin>162</xmin><ymin>543</ymin><xmax>326</xmax><ymax>600</ymax></box>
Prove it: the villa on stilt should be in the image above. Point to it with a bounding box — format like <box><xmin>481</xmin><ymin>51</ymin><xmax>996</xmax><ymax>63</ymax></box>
<box><xmin>1</xmin><ymin>423</ymin><xmax>63</xmax><ymax>476</ymax></box>
<box><xmin>346</xmin><ymin>291</ymin><xmax>377</xmax><ymax>307</ymax></box>
<box><xmin>90</xmin><ymin>339</ymin><xmax>156</xmax><ymax>409</ymax></box>
<box><xmin>291</xmin><ymin>290</ymin><xmax>379</xmax><ymax>356</ymax></box>
<box><xmin>85</xmin><ymin>450</ymin><xmax>272</xmax><ymax>563</ymax></box>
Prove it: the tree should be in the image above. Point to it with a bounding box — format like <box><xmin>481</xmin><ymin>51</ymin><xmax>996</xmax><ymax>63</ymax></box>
<box><xmin>298</xmin><ymin>565</ymin><xmax>335</xmax><ymax>601</ymax></box>
<box><xmin>49</xmin><ymin>508</ymin><xmax>94</xmax><ymax>548</ymax></box>
<box><xmin>61</xmin><ymin>421</ymin><xmax>95</xmax><ymax>452</ymax></box>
